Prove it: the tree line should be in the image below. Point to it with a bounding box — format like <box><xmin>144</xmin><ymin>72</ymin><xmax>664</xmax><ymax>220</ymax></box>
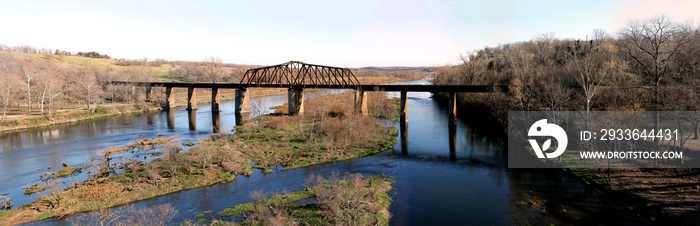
<box><xmin>434</xmin><ymin>15</ymin><xmax>699</xmax><ymax>131</ymax></box>
<box><xmin>0</xmin><ymin>52</ymin><xmax>154</xmax><ymax>121</ymax></box>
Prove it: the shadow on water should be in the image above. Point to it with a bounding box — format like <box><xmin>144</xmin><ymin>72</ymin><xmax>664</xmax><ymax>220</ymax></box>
<box><xmin>6</xmin><ymin>80</ymin><xmax>649</xmax><ymax>225</ymax></box>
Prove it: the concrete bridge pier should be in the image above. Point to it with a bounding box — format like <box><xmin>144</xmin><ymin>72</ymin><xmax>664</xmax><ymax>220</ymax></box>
<box><xmin>130</xmin><ymin>86</ymin><xmax>136</xmax><ymax>101</ymax></box>
<box><xmin>400</xmin><ymin>91</ymin><xmax>408</xmax><ymax>123</ymax></box>
<box><xmin>145</xmin><ymin>86</ymin><xmax>152</xmax><ymax>102</ymax></box>
<box><xmin>448</xmin><ymin>92</ymin><xmax>457</xmax><ymax>127</ymax></box>
<box><xmin>235</xmin><ymin>112</ymin><xmax>250</xmax><ymax>126</ymax></box>
<box><xmin>354</xmin><ymin>88</ymin><xmax>368</xmax><ymax>115</ymax></box>
<box><xmin>235</xmin><ymin>88</ymin><xmax>250</xmax><ymax>114</ymax></box>
<box><xmin>187</xmin><ymin>87</ymin><xmax>197</xmax><ymax>110</ymax></box>
<box><xmin>165</xmin><ymin>87</ymin><xmax>174</xmax><ymax>109</ymax></box>
<box><xmin>448</xmin><ymin>92</ymin><xmax>457</xmax><ymax>160</ymax></box>
<box><xmin>288</xmin><ymin>88</ymin><xmax>304</xmax><ymax>115</ymax></box>
<box><xmin>212</xmin><ymin>88</ymin><xmax>221</xmax><ymax>112</ymax></box>
<box><xmin>212</xmin><ymin>111</ymin><xmax>221</xmax><ymax>133</ymax></box>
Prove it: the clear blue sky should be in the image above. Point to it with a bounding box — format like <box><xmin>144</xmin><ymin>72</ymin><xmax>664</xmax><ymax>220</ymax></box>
<box><xmin>0</xmin><ymin>0</ymin><xmax>697</xmax><ymax>67</ymax></box>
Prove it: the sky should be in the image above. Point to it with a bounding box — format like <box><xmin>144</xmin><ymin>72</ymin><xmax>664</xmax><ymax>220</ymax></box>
<box><xmin>0</xmin><ymin>0</ymin><xmax>697</xmax><ymax>67</ymax></box>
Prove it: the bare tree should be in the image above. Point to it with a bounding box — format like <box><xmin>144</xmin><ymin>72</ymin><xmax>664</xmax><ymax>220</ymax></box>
<box><xmin>43</xmin><ymin>65</ymin><xmax>68</xmax><ymax>119</ymax></box>
<box><xmin>619</xmin><ymin>15</ymin><xmax>691</xmax><ymax>109</ymax></box>
<box><xmin>458</xmin><ymin>51</ymin><xmax>487</xmax><ymax>85</ymax></box>
<box><xmin>568</xmin><ymin>39</ymin><xmax>619</xmax><ymax>111</ymax></box>
<box><xmin>0</xmin><ymin>62</ymin><xmax>22</xmax><ymax>121</ymax></box>
<box><xmin>69</xmin><ymin>65</ymin><xmax>103</xmax><ymax>111</ymax></box>
<box><xmin>169</xmin><ymin>62</ymin><xmax>204</xmax><ymax>82</ymax></box>
<box><xmin>592</xmin><ymin>28</ymin><xmax>610</xmax><ymax>42</ymax></box>
<box><xmin>19</xmin><ymin>59</ymin><xmax>40</xmax><ymax>111</ymax></box>
<box><xmin>202</xmin><ymin>56</ymin><xmax>225</xmax><ymax>83</ymax></box>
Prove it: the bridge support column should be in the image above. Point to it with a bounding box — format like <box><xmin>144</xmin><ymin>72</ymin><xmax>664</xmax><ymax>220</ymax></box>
<box><xmin>235</xmin><ymin>88</ymin><xmax>250</xmax><ymax>114</ymax></box>
<box><xmin>187</xmin><ymin>87</ymin><xmax>197</xmax><ymax>110</ymax></box>
<box><xmin>212</xmin><ymin>112</ymin><xmax>221</xmax><ymax>133</ymax></box>
<box><xmin>145</xmin><ymin>86</ymin><xmax>152</xmax><ymax>102</ymax></box>
<box><xmin>448</xmin><ymin>92</ymin><xmax>457</xmax><ymax>160</ymax></box>
<box><xmin>131</xmin><ymin>86</ymin><xmax>136</xmax><ymax>101</ymax></box>
<box><xmin>354</xmin><ymin>88</ymin><xmax>367</xmax><ymax>115</ymax></box>
<box><xmin>400</xmin><ymin>91</ymin><xmax>408</xmax><ymax>123</ymax></box>
<box><xmin>288</xmin><ymin>88</ymin><xmax>304</xmax><ymax>116</ymax></box>
<box><xmin>448</xmin><ymin>92</ymin><xmax>457</xmax><ymax>127</ymax></box>
<box><xmin>165</xmin><ymin>87</ymin><xmax>174</xmax><ymax>109</ymax></box>
<box><xmin>212</xmin><ymin>88</ymin><xmax>220</xmax><ymax>112</ymax></box>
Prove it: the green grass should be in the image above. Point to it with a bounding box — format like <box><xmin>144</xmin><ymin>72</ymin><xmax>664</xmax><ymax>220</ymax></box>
<box><xmin>24</xmin><ymin>185</ymin><xmax>47</xmax><ymax>195</ymax></box>
<box><xmin>218</xmin><ymin>175</ymin><xmax>395</xmax><ymax>225</ymax></box>
<box><xmin>219</xmin><ymin>189</ymin><xmax>316</xmax><ymax>217</ymax></box>
<box><xmin>57</xmin><ymin>167</ymin><xmax>79</xmax><ymax>178</ymax></box>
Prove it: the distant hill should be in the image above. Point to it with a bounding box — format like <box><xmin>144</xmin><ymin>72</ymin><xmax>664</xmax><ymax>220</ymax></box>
<box><xmin>359</xmin><ymin>66</ymin><xmax>435</xmax><ymax>72</ymax></box>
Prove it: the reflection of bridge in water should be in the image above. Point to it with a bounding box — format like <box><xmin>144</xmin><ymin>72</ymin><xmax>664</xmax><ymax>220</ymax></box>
<box><xmin>111</xmin><ymin>61</ymin><xmax>507</xmax><ymax>159</ymax></box>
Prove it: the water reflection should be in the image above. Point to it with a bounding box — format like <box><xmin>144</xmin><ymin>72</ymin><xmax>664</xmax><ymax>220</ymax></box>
<box><xmin>188</xmin><ymin>110</ymin><xmax>197</xmax><ymax>131</ymax></box>
<box><xmin>399</xmin><ymin>120</ymin><xmax>408</xmax><ymax>155</ymax></box>
<box><xmin>167</xmin><ymin>109</ymin><xmax>175</xmax><ymax>130</ymax></box>
<box><xmin>449</xmin><ymin>120</ymin><xmax>456</xmax><ymax>160</ymax></box>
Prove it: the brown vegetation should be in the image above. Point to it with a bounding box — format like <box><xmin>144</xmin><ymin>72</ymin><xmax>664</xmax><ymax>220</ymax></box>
<box><xmin>219</xmin><ymin>173</ymin><xmax>394</xmax><ymax>225</ymax></box>
<box><xmin>433</xmin><ymin>15</ymin><xmax>700</xmax><ymax>221</ymax></box>
<box><xmin>434</xmin><ymin>15</ymin><xmax>699</xmax><ymax>135</ymax></box>
<box><xmin>100</xmin><ymin>135</ymin><xmax>184</xmax><ymax>156</ymax></box>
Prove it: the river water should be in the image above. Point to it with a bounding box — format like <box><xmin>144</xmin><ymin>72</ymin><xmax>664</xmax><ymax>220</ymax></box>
<box><xmin>2</xmin><ymin>80</ymin><xmax>633</xmax><ymax>225</ymax></box>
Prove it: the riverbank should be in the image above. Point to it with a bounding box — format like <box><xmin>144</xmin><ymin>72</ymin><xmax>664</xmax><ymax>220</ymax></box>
<box><xmin>0</xmin><ymin>102</ymin><xmax>161</xmax><ymax>133</ymax></box>
<box><xmin>0</xmin><ymin>94</ymin><xmax>398</xmax><ymax>225</ymax></box>
<box><xmin>566</xmin><ymin>167</ymin><xmax>700</xmax><ymax>225</ymax></box>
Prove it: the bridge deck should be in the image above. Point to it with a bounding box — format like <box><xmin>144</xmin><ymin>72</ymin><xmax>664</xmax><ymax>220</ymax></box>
<box><xmin>109</xmin><ymin>81</ymin><xmax>508</xmax><ymax>93</ymax></box>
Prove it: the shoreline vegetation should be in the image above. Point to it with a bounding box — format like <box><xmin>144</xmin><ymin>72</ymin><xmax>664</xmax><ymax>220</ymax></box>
<box><xmin>432</xmin><ymin>15</ymin><xmax>700</xmax><ymax>224</ymax></box>
<box><xmin>218</xmin><ymin>174</ymin><xmax>394</xmax><ymax>225</ymax></box>
<box><xmin>0</xmin><ymin>92</ymin><xmax>399</xmax><ymax>225</ymax></box>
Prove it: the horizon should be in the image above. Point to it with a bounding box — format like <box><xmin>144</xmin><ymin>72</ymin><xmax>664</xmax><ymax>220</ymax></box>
<box><xmin>1</xmin><ymin>0</ymin><xmax>698</xmax><ymax>68</ymax></box>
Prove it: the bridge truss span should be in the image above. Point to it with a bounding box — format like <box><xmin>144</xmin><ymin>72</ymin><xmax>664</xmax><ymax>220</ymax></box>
<box><xmin>240</xmin><ymin>61</ymin><xmax>360</xmax><ymax>86</ymax></box>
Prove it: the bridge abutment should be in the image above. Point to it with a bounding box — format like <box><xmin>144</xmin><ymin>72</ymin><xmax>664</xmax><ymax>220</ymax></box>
<box><xmin>187</xmin><ymin>87</ymin><xmax>197</xmax><ymax>110</ymax></box>
<box><xmin>288</xmin><ymin>88</ymin><xmax>304</xmax><ymax>115</ymax></box>
<box><xmin>212</xmin><ymin>88</ymin><xmax>221</xmax><ymax>112</ymax></box>
<box><xmin>354</xmin><ymin>88</ymin><xmax>368</xmax><ymax>115</ymax></box>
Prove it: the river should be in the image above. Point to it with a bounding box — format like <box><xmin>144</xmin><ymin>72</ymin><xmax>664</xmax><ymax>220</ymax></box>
<box><xmin>2</xmin><ymin>79</ymin><xmax>635</xmax><ymax>225</ymax></box>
